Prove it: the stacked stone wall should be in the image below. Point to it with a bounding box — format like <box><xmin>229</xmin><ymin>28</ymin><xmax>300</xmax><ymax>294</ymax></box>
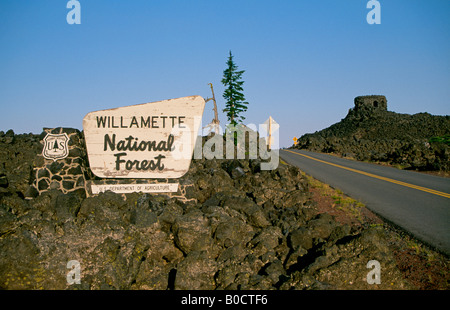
<box><xmin>32</xmin><ymin>128</ymin><xmax>90</xmax><ymax>196</ymax></box>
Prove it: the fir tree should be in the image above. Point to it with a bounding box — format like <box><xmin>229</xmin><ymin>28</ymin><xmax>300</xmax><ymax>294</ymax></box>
<box><xmin>222</xmin><ymin>51</ymin><xmax>249</xmax><ymax>125</ymax></box>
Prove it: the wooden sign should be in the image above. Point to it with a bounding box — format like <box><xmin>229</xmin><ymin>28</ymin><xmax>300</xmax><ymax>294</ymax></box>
<box><xmin>83</xmin><ymin>96</ymin><xmax>205</xmax><ymax>178</ymax></box>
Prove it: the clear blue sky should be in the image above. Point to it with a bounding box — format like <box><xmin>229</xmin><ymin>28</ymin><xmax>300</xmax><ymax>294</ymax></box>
<box><xmin>1</xmin><ymin>0</ymin><xmax>449</xmax><ymax>148</ymax></box>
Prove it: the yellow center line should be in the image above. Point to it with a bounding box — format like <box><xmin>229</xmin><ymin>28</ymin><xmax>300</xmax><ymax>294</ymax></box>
<box><xmin>284</xmin><ymin>149</ymin><xmax>450</xmax><ymax>199</ymax></box>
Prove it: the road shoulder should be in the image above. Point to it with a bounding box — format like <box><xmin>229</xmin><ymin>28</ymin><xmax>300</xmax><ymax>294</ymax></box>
<box><xmin>281</xmin><ymin>160</ymin><xmax>450</xmax><ymax>289</ymax></box>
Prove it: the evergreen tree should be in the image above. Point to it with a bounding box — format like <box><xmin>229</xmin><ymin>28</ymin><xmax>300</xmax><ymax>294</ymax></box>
<box><xmin>222</xmin><ymin>51</ymin><xmax>249</xmax><ymax>125</ymax></box>
<box><xmin>53</xmin><ymin>140</ymin><xmax>59</xmax><ymax>152</ymax></box>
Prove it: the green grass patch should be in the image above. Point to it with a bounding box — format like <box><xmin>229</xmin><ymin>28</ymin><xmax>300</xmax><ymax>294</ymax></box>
<box><xmin>429</xmin><ymin>134</ymin><xmax>450</xmax><ymax>146</ymax></box>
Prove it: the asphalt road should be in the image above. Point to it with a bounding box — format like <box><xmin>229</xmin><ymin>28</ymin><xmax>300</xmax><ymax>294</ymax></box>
<box><xmin>280</xmin><ymin>149</ymin><xmax>450</xmax><ymax>256</ymax></box>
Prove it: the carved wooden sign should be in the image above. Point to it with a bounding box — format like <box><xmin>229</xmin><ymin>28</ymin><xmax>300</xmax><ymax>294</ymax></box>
<box><xmin>83</xmin><ymin>96</ymin><xmax>205</xmax><ymax>179</ymax></box>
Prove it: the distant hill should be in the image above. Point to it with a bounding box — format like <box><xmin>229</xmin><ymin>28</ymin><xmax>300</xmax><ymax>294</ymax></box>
<box><xmin>292</xmin><ymin>96</ymin><xmax>450</xmax><ymax>171</ymax></box>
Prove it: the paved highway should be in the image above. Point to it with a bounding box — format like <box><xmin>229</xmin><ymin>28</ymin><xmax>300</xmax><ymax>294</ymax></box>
<box><xmin>280</xmin><ymin>149</ymin><xmax>450</xmax><ymax>256</ymax></box>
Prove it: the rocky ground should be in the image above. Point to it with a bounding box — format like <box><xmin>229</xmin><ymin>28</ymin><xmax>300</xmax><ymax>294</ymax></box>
<box><xmin>0</xmin><ymin>131</ymin><xmax>448</xmax><ymax>290</ymax></box>
<box><xmin>294</xmin><ymin>104</ymin><xmax>450</xmax><ymax>172</ymax></box>
<box><xmin>303</xmin><ymin>171</ymin><xmax>449</xmax><ymax>290</ymax></box>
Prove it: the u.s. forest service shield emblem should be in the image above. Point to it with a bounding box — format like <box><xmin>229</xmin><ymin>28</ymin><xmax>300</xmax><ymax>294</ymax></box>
<box><xmin>42</xmin><ymin>133</ymin><xmax>69</xmax><ymax>161</ymax></box>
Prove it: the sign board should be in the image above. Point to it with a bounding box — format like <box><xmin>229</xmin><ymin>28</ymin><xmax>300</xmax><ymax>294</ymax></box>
<box><xmin>263</xmin><ymin>116</ymin><xmax>279</xmax><ymax>149</ymax></box>
<box><xmin>42</xmin><ymin>133</ymin><xmax>69</xmax><ymax>161</ymax></box>
<box><xmin>83</xmin><ymin>96</ymin><xmax>205</xmax><ymax>179</ymax></box>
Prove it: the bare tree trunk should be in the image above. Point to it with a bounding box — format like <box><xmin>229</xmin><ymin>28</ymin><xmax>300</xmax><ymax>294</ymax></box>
<box><xmin>204</xmin><ymin>83</ymin><xmax>220</xmax><ymax>135</ymax></box>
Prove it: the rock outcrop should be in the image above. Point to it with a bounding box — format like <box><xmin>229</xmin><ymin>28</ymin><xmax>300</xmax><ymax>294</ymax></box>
<box><xmin>294</xmin><ymin>96</ymin><xmax>450</xmax><ymax>171</ymax></box>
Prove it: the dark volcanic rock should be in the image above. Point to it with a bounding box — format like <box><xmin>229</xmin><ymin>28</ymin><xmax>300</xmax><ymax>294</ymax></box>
<box><xmin>0</xmin><ymin>131</ymin><xmax>41</xmax><ymax>197</ymax></box>
<box><xmin>0</xmin><ymin>130</ymin><xmax>411</xmax><ymax>290</ymax></box>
